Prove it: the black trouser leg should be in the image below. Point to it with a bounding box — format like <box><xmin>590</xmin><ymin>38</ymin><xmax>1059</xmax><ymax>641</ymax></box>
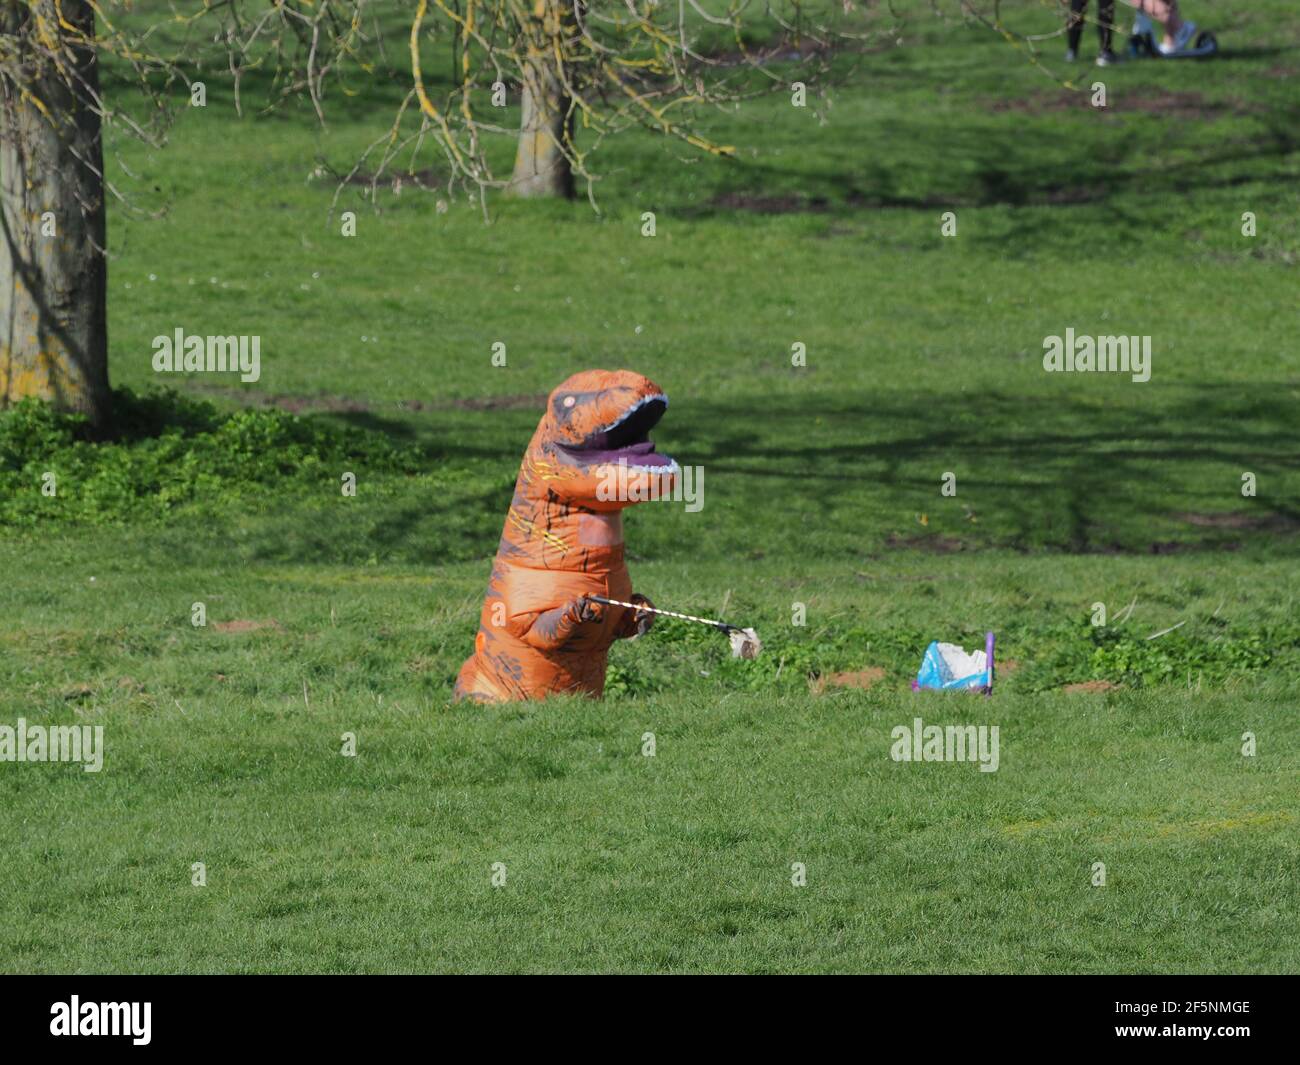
<box><xmin>1067</xmin><ymin>0</ymin><xmax>1088</xmax><ymax>52</ymax></box>
<box><xmin>1097</xmin><ymin>0</ymin><xmax>1115</xmax><ymax>53</ymax></box>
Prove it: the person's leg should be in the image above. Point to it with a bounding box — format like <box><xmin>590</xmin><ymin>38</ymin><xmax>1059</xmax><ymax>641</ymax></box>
<box><xmin>1067</xmin><ymin>0</ymin><xmax>1090</xmax><ymax>57</ymax></box>
<box><xmin>1098</xmin><ymin>0</ymin><xmax>1116</xmax><ymax>54</ymax></box>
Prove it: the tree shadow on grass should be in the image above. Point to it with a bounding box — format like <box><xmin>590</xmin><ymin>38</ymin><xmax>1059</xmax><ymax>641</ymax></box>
<box><xmin>677</xmin><ymin>109</ymin><xmax>1299</xmax><ymax>220</ymax></box>
<box><xmin>676</xmin><ymin>381</ymin><xmax>1300</xmax><ymax>555</ymax></box>
<box><xmin>230</xmin><ymin>380</ymin><xmax>1300</xmax><ymax>567</ymax></box>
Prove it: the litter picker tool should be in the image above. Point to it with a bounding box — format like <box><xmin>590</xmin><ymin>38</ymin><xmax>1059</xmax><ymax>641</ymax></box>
<box><xmin>588</xmin><ymin>595</ymin><xmax>762</xmax><ymax>659</ymax></box>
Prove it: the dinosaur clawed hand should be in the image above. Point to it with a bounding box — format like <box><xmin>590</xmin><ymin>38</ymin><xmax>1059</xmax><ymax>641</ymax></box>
<box><xmin>620</xmin><ymin>593</ymin><xmax>655</xmax><ymax>639</ymax></box>
<box><xmin>568</xmin><ymin>595</ymin><xmax>607</xmax><ymax>625</ymax></box>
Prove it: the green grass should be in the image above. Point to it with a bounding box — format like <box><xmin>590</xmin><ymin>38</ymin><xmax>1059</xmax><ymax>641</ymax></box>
<box><xmin>1</xmin><ymin>548</ymin><xmax>1296</xmax><ymax>973</ymax></box>
<box><xmin>1</xmin><ymin>0</ymin><xmax>1298</xmax><ymax>972</ymax></box>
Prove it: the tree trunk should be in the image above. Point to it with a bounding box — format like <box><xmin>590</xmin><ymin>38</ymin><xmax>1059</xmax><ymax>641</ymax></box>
<box><xmin>509</xmin><ymin>11</ymin><xmax>574</xmax><ymax>199</ymax></box>
<box><xmin>0</xmin><ymin>0</ymin><xmax>112</xmax><ymax>431</ymax></box>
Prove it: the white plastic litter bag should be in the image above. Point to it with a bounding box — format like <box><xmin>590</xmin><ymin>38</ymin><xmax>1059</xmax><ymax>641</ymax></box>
<box><xmin>913</xmin><ymin>634</ymin><xmax>994</xmax><ymax>693</ymax></box>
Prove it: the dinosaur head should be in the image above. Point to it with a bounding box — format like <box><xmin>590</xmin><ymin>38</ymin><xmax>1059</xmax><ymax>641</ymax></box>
<box><xmin>524</xmin><ymin>369</ymin><xmax>678</xmax><ymax>510</ymax></box>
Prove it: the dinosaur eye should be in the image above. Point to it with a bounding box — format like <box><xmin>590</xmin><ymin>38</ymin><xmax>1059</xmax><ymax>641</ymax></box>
<box><xmin>562</xmin><ymin>395</ymin><xmax>576</xmax><ymax>408</ymax></box>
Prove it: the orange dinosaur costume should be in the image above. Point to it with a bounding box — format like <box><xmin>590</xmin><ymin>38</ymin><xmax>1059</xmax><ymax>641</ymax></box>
<box><xmin>454</xmin><ymin>369</ymin><xmax>678</xmax><ymax>702</ymax></box>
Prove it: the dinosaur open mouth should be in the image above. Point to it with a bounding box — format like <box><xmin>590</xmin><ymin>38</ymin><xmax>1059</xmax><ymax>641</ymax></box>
<box><xmin>559</xmin><ymin>394</ymin><xmax>676</xmax><ymax>470</ymax></box>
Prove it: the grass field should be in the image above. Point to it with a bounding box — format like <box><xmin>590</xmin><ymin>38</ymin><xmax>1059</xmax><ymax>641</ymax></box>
<box><xmin>1</xmin><ymin>0</ymin><xmax>1297</xmax><ymax>973</ymax></box>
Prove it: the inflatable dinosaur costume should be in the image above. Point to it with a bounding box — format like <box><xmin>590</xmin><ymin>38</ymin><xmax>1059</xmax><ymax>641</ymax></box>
<box><xmin>454</xmin><ymin>369</ymin><xmax>678</xmax><ymax>702</ymax></box>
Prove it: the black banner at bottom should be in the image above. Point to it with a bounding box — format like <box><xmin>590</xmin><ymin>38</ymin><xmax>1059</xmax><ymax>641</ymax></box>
<box><xmin>0</xmin><ymin>975</ymin><xmax>1292</xmax><ymax>1051</ymax></box>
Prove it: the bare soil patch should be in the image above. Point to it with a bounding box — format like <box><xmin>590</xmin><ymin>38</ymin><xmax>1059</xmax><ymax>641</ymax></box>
<box><xmin>885</xmin><ymin>533</ymin><xmax>966</xmax><ymax>553</ymax></box>
<box><xmin>1062</xmin><ymin>680</ymin><xmax>1122</xmax><ymax>693</ymax></box>
<box><xmin>986</xmin><ymin>88</ymin><xmax>1252</xmax><ymax>119</ymax></box>
<box><xmin>213</xmin><ymin>619</ymin><xmax>283</xmax><ymax>634</ymax></box>
<box><xmin>811</xmin><ymin>667</ymin><xmax>888</xmax><ymax>694</ymax></box>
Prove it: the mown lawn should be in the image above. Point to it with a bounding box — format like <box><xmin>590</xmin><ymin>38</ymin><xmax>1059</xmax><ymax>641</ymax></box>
<box><xmin>0</xmin><ymin>0</ymin><xmax>1297</xmax><ymax>972</ymax></box>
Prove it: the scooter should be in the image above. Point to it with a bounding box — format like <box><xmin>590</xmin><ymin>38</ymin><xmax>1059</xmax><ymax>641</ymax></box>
<box><xmin>1128</xmin><ymin>12</ymin><xmax>1218</xmax><ymax>58</ymax></box>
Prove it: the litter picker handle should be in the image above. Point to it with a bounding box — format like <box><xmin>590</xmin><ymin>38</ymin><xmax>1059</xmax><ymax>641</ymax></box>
<box><xmin>588</xmin><ymin>595</ymin><xmax>739</xmax><ymax>634</ymax></box>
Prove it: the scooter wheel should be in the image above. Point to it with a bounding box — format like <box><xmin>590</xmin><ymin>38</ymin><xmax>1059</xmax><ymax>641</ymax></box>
<box><xmin>1195</xmin><ymin>31</ymin><xmax>1218</xmax><ymax>55</ymax></box>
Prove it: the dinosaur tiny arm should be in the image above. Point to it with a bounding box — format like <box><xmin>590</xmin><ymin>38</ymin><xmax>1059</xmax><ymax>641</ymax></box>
<box><xmin>615</xmin><ymin>593</ymin><xmax>655</xmax><ymax>640</ymax></box>
<box><xmin>509</xmin><ymin>596</ymin><xmax>607</xmax><ymax>651</ymax></box>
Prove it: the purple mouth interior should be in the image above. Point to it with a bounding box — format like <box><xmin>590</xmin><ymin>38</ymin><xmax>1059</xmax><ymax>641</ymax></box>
<box><xmin>558</xmin><ymin>397</ymin><xmax>674</xmax><ymax>468</ymax></box>
<box><xmin>563</xmin><ymin>439</ymin><xmax>676</xmax><ymax>468</ymax></box>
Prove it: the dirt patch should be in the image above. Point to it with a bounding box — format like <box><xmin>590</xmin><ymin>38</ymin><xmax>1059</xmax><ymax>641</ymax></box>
<box><xmin>997</xmin><ymin>658</ymin><xmax>1021</xmax><ymax>675</ymax></box>
<box><xmin>435</xmin><ymin>393</ymin><xmax>548</xmax><ymax>412</ymax></box>
<box><xmin>703</xmin><ymin>35</ymin><xmax>898</xmax><ymax>68</ymax></box>
<box><xmin>1062</xmin><ymin>680</ymin><xmax>1122</xmax><ymax>693</ymax></box>
<box><xmin>1041</xmin><ymin>184</ymin><xmax>1110</xmax><ymax>205</ymax></box>
<box><xmin>269</xmin><ymin>393</ymin><xmax>372</xmax><ymax>415</ymax></box>
<box><xmin>713</xmin><ymin>189</ymin><xmax>970</xmax><ymax>214</ymax></box>
<box><xmin>333</xmin><ymin>393</ymin><xmax>546</xmax><ymax>413</ymax></box>
<box><xmin>986</xmin><ymin>88</ymin><xmax>1252</xmax><ymax>119</ymax></box>
<box><xmin>1174</xmin><ymin>510</ymin><xmax>1298</xmax><ymax>532</ymax></box>
<box><xmin>1175</xmin><ymin>511</ymin><xmax>1261</xmax><ymax>529</ymax></box>
<box><xmin>811</xmin><ymin>667</ymin><xmax>887</xmax><ymax>694</ymax></box>
<box><xmin>213</xmin><ymin>619</ymin><xmax>283</xmax><ymax>634</ymax></box>
<box><xmin>885</xmin><ymin>533</ymin><xmax>966</xmax><ymax>553</ymax></box>
<box><xmin>1086</xmin><ymin>537</ymin><xmax>1248</xmax><ymax>556</ymax></box>
<box><xmin>187</xmin><ymin>385</ymin><xmax>375</xmax><ymax>414</ymax></box>
<box><xmin>712</xmin><ymin>191</ymin><xmax>832</xmax><ymax>215</ymax></box>
<box><xmin>986</xmin><ymin>94</ymin><xmax>1077</xmax><ymax>115</ymax></box>
<box><xmin>713</xmin><ymin>186</ymin><xmax>1106</xmax><ymax>213</ymax></box>
<box><xmin>703</xmin><ymin>43</ymin><xmax>831</xmax><ymax>69</ymax></box>
<box><xmin>1149</xmin><ymin>539</ymin><xmax>1241</xmax><ymax>555</ymax></box>
<box><xmin>1113</xmin><ymin>90</ymin><xmax>1244</xmax><ymax>117</ymax></box>
<box><xmin>187</xmin><ymin>385</ymin><xmax>547</xmax><ymax>416</ymax></box>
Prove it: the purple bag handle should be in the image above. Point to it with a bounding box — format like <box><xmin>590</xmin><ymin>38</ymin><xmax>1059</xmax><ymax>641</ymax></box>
<box><xmin>984</xmin><ymin>631</ymin><xmax>995</xmax><ymax>696</ymax></box>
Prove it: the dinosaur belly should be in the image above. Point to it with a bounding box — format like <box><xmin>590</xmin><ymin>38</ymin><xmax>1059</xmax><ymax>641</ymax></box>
<box><xmin>455</xmin><ymin>552</ymin><xmax>633</xmax><ymax>703</ymax></box>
